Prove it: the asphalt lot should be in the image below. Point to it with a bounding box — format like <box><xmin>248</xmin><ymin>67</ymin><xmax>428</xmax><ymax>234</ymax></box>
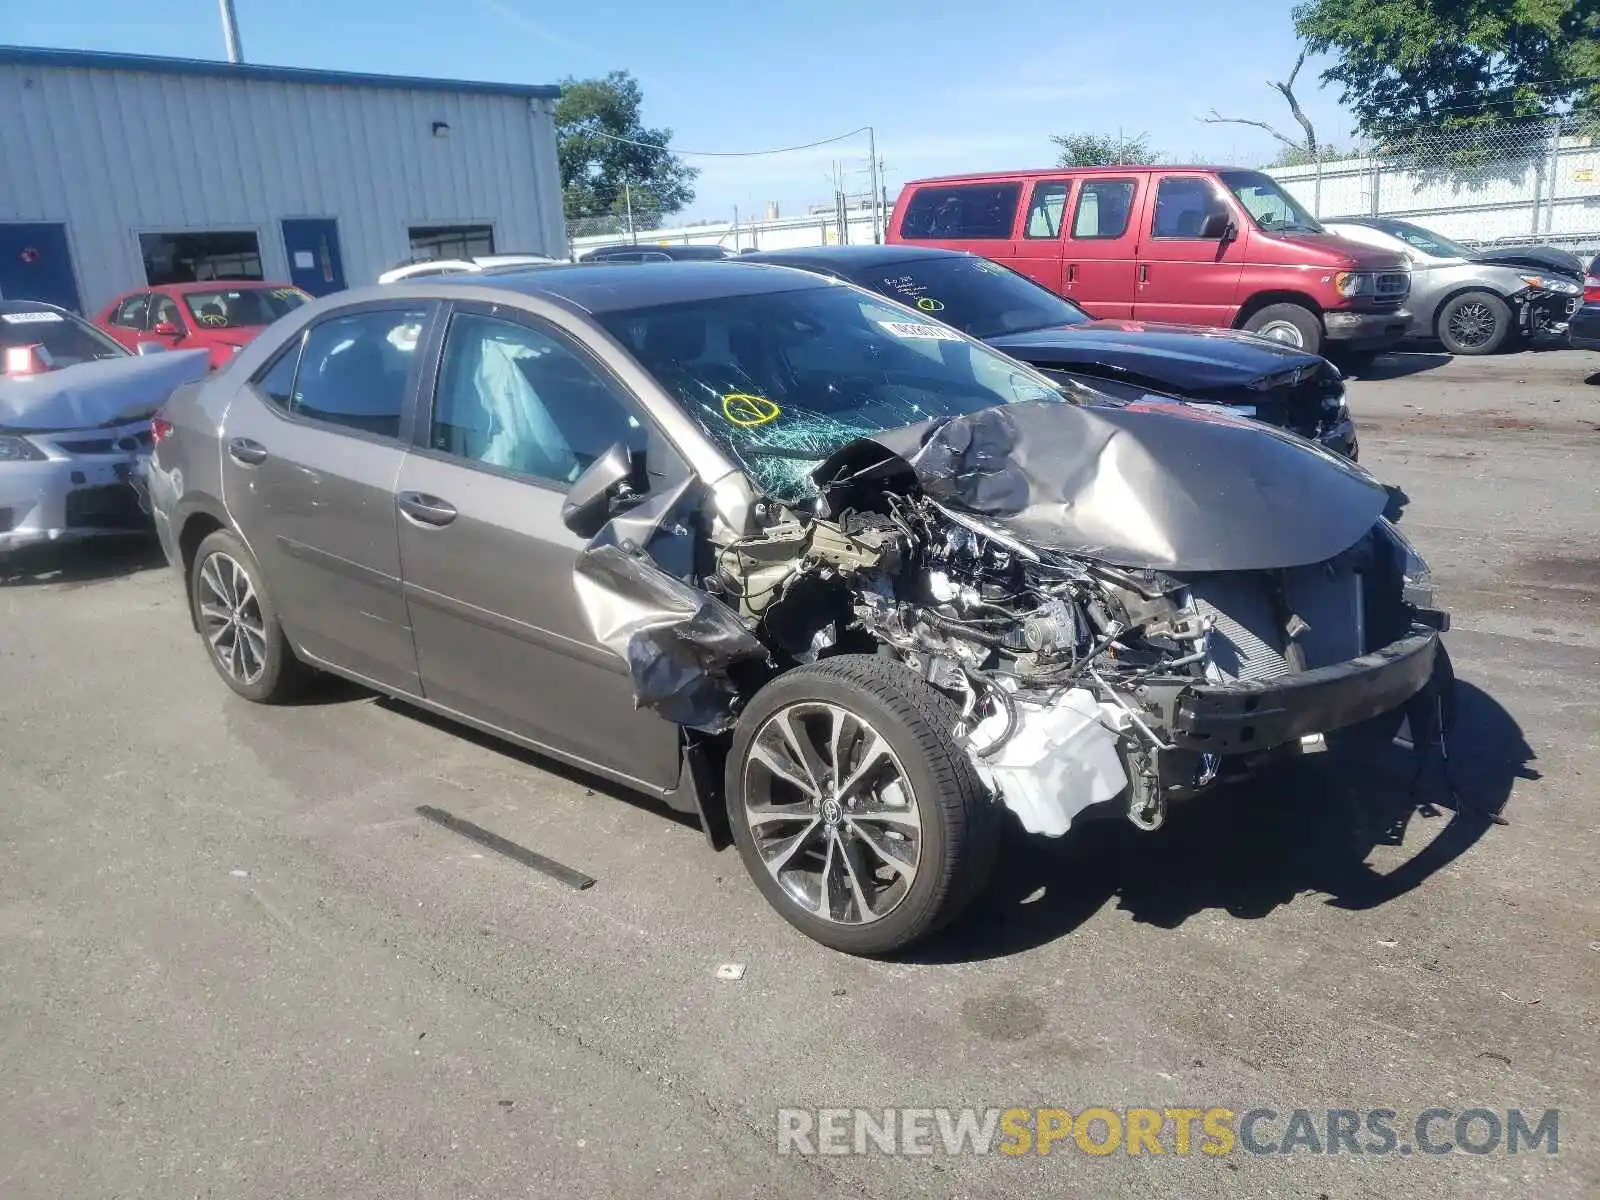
<box><xmin>2</xmin><ymin>348</ymin><xmax>1597</xmax><ymax>1199</ymax></box>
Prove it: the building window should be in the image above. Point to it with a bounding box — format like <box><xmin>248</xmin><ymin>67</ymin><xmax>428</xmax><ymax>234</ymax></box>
<box><xmin>409</xmin><ymin>225</ymin><xmax>495</xmax><ymax>262</ymax></box>
<box><xmin>140</xmin><ymin>232</ymin><xmax>264</xmax><ymax>285</ymax></box>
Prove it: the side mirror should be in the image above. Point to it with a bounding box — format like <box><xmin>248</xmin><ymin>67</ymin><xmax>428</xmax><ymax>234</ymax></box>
<box><xmin>152</xmin><ymin>320</ymin><xmax>181</xmax><ymax>338</ymax></box>
<box><xmin>134</xmin><ymin>341</ymin><xmax>168</xmax><ymax>355</ymax></box>
<box><xmin>561</xmin><ymin>442</ymin><xmax>645</xmax><ymax>538</ymax></box>
<box><xmin>1200</xmin><ymin>212</ymin><xmax>1236</xmax><ymax>241</ymax></box>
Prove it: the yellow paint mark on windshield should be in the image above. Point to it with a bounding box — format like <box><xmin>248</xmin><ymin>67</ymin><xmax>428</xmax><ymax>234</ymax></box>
<box><xmin>722</xmin><ymin>393</ymin><xmax>781</xmax><ymax>427</ymax></box>
<box><xmin>916</xmin><ymin>297</ymin><xmax>945</xmax><ymax>313</ymax></box>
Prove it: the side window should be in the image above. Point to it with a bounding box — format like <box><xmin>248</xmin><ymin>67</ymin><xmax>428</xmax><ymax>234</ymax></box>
<box><xmin>1072</xmin><ymin>180</ymin><xmax>1137</xmax><ymax>239</ymax></box>
<box><xmin>1152</xmin><ymin>177</ymin><xmax>1227</xmax><ymax>239</ymax></box>
<box><xmin>253</xmin><ymin>336</ymin><xmax>303</xmax><ymax>410</ymax></box>
<box><xmin>1023</xmin><ymin>181</ymin><xmax>1070</xmax><ymax>239</ymax></box>
<box><xmin>899</xmin><ymin>183</ymin><xmax>1022</xmax><ymax>240</ymax></box>
<box><xmin>429</xmin><ymin>312</ymin><xmax>642</xmax><ymax>486</ymax></box>
<box><xmin>113</xmin><ymin>295</ymin><xmax>149</xmax><ymax>327</ymax></box>
<box><xmin>291</xmin><ymin>308</ymin><xmax>428</xmax><ymax>438</ymax></box>
<box><xmin>148</xmin><ymin>295</ymin><xmax>184</xmax><ymax>331</ymax></box>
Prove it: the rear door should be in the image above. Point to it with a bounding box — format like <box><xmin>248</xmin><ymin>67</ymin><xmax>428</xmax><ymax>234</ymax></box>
<box><xmin>1012</xmin><ymin>177</ymin><xmax>1072</xmax><ymax>291</ymax></box>
<box><xmin>393</xmin><ymin>302</ymin><xmax>686</xmax><ymax>790</ymax></box>
<box><xmin>1062</xmin><ymin>176</ymin><xmax>1144</xmax><ymax>317</ymax></box>
<box><xmin>219</xmin><ymin>303</ymin><xmax>436</xmax><ymax>693</ymax></box>
<box><xmin>1135</xmin><ymin>173</ymin><xmax>1247</xmax><ymax>326</ymax></box>
<box><xmin>894</xmin><ymin>180</ymin><xmax>1024</xmax><ymax>263</ymax></box>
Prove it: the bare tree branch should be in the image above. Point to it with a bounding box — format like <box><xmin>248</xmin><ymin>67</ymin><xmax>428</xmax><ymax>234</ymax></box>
<box><xmin>1200</xmin><ymin>108</ymin><xmax>1303</xmax><ymax>150</ymax></box>
<box><xmin>1268</xmin><ymin>49</ymin><xmax>1319</xmax><ymax>153</ymax></box>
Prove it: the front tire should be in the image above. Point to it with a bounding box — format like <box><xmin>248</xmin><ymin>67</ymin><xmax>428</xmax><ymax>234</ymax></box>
<box><xmin>1437</xmin><ymin>291</ymin><xmax>1511</xmax><ymax>355</ymax></box>
<box><xmin>190</xmin><ymin>529</ymin><xmax>311</xmax><ymax>703</ymax></box>
<box><xmin>1242</xmin><ymin>303</ymin><xmax>1323</xmax><ymax>355</ymax></box>
<box><xmin>726</xmin><ymin>655</ymin><xmax>998</xmax><ymax>955</ymax></box>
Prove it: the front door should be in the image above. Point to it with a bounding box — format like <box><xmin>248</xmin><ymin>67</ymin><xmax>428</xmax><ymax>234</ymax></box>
<box><xmin>1062</xmin><ymin>176</ymin><xmax>1144</xmax><ymax>318</ymax></box>
<box><xmin>395</xmin><ymin>303</ymin><xmax>684</xmax><ymax>790</ymax></box>
<box><xmin>0</xmin><ymin>223</ymin><xmax>82</xmax><ymax>311</ymax></box>
<box><xmin>219</xmin><ymin>303</ymin><xmax>436</xmax><ymax>693</ymax></box>
<box><xmin>281</xmin><ymin>219</ymin><xmax>347</xmax><ymax>297</ymax></box>
<box><xmin>1134</xmin><ymin>174</ymin><xmax>1246</xmax><ymax>326</ymax></box>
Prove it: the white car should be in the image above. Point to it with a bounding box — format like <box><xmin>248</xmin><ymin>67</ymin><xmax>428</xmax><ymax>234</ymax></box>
<box><xmin>376</xmin><ymin>254</ymin><xmax>557</xmax><ymax>285</ymax></box>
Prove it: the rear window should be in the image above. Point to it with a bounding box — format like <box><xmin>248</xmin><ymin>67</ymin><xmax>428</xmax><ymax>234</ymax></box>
<box><xmin>0</xmin><ymin>308</ymin><xmax>128</xmax><ymax>366</ymax></box>
<box><xmin>899</xmin><ymin>183</ymin><xmax>1022</xmax><ymax>240</ymax></box>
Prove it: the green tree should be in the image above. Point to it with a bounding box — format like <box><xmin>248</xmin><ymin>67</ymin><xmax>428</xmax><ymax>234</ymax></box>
<box><xmin>1293</xmin><ymin>0</ymin><xmax>1600</xmax><ymax>153</ymax></box>
<box><xmin>555</xmin><ymin>72</ymin><xmax>698</xmax><ymax>230</ymax></box>
<box><xmin>1050</xmin><ymin>131</ymin><xmax>1157</xmax><ymax>166</ymax></box>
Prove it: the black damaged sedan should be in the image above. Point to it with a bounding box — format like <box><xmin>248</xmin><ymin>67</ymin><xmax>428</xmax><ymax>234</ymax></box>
<box><xmin>741</xmin><ymin>245</ymin><xmax>1358</xmax><ymax>459</ymax></box>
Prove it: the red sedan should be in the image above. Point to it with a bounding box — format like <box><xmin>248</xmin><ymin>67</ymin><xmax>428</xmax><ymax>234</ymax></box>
<box><xmin>95</xmin><ymin>281</ymin><xmax>312</xmax><ymax>369</ymax></box>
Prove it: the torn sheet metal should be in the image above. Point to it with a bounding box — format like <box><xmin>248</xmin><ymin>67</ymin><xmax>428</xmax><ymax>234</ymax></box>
<box><xmin>572</xmin><ymin>477</ymin><xmax>767</xmax><ymax>733</ymax></box>
<box><xmin>0</xmin><ymin>349</ymin><xmax>210</xmax><ymax>431</ymax></box>
<box><xmin>970</xmin><ymin>688</ymin><xmax>1131</xmax><ymax>836</ymax></box>
<box><xmin>815</xmin><ymin>399</ymin><xmax>1388</xmax><ymax>573</ymax></box>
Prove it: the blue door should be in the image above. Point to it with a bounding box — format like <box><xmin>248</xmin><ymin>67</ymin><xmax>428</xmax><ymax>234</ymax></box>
<box><xmin>0</xmin><ymin>223</ymin><xmax>83</xmax><ymax>312</ymax></box>
<box><xmin>280</xmin><ymin>219</ymin><xmax>347</xmax><ymax>296</ymax></box>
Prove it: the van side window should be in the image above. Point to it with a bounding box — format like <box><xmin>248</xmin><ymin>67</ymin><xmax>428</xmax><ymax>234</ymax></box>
<box><xmin>1071</xmin><ymin>181</ymin><xmax>1137</xmax><ymax>239</ymax></box>
<box><xmin>1152</xmin><ymin>177</ymin><xmax>1228</xmax><ymax>239</ymax></box>
<box><xmin>1023</xmin><ymin>181</ymin><xmax>1069</xmax><ymax>239</ymax></box>
<box><xmin>899</xmin><ymin>183</ymin><xmax>1022</xmax><ymax>240</ymax></box>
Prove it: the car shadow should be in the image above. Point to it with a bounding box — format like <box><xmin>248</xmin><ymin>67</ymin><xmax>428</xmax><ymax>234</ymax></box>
<box><xmin>373</xmin><ymin>696</ymin><xmax>704</xmax><ymax>836</ymax></box>
<box><xmin>0</xmin><ymin>535</ymin><xmax>167</xmax><ymax>588</ymax></box>
<box><xmin>909</xmin><ymin>679</ymin><xmax>1531</xmax><ymax>964</ymax></box>
<box><xmin>1343</xmin><ymin>352</ymin><xmax>1453</xmax><ymax>381</ymax></box>
<box><xmin>1585</xmin><ymin>371</ymin><xmax>1600</xmax><ymax>387</ymax></box>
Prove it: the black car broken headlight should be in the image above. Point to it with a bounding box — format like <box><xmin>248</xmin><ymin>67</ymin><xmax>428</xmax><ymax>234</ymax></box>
<box><xmin>1378</xmin><ymin>517</ymin><xmax>1435</xmax><ymax>608</ymax></box>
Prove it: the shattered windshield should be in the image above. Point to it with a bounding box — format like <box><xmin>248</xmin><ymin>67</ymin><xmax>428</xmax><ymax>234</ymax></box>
<box><xmin>857</xmin><ymin>255</ymin><xmax>1090</xmax><ymax>339</ymax></box>
<box><xmin>598</xmin><ymin>283</ymin><xmax>1070</xmax><ymax>501</ymax></box>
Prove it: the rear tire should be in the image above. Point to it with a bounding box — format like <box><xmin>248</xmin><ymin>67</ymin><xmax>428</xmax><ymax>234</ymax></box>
<box><xmin>1242</xmin><ymin>303</ymin><xmax>1323</xmax><ymax>355</ymax></box>
<box><xmin>190</xmin><ymin>529</ymin><xmax>311</xmax><ymax>704</ymax></box>
<box><xmin>726</xmin><ymin>655</ymin><xmax>999</xmax><ymax>955</ymax></box>
<box><xmin>1437</xmin><ymin>291</ymin><xmax>1511</xmax><ymax>355</ymax></box>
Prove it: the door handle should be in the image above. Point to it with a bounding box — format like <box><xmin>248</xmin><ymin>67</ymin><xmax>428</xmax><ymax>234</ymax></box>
<box><xmin>227</xmin><ymin>437</ymin><xmax>268</xmax><ymax>466</ymax></box>
<box><xmin>397</xmin><ymin>491</ymin><xmax>458</xmax><ymax>528</ymax></box>
<box><xmin>1066</xmin><ymin>263</ymin><xmax>1077</xmax><ymax>284</ymax></box>
<box><xmin>1137</xmin><ymin>264</ymin><xmax>1149</xmax><ymax>285</ymax></box>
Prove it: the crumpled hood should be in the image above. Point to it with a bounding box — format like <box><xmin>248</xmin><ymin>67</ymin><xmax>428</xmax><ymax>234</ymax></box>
<box><xmin>986</xmin><ymin>319</ymin><xmax>1324</xmax><ymax>391</ymax></box>
<box><xmin>815</xmin><ymin>398</ymin><xmax>1388</xmax><ymax>573</ymax></box>
<box><xmin>1471</xmin><ymin>245</ymin><xmax>1586</xmax><ymax>282</ymax></box>
<box><xmin>0</xmin><ymin>349</ymin><xmax>210</xmax><ymax>431</ymax></box>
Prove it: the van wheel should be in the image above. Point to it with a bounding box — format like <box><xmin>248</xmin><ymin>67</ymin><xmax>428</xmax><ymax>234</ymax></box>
<box><xmin>1243</xmin><ymin>304</ymin><xmax>1322</xmax><ymax>355</ymax></box>
<box><xmin>726</xmin><ymin>655</ymin><xmax>998</xmax><ymax>955</ymax></box>
<box><xmin>190</xmin><ymin>529</ymin><xmax>311</xmax><ymax>703</ymax></box>
<box><xmin>1437</xmin><ymin>291</ymin><xmax>1511</xmax><ymax>355</ymax></box>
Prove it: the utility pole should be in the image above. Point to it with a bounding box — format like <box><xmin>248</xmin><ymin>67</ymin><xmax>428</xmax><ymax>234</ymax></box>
<box><xmin>624</xmin><ymin>182</ymin><xmax>635</xmax><ymax>244</ymax></box>
<box><xmin>218</xmin><ymin>0</ymin><xmax>244</xmax><ymax>63</ymax></box>
<box><xmin>867</xmin><ymin>126</ymin><xmax>881</xmax><ymax>243</ymax></box>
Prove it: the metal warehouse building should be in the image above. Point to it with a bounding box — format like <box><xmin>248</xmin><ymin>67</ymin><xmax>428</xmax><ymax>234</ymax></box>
<box><xmin>0</xmin><ymin>46</ymin><xmax>565</xmax><ymax>314</ymax></box>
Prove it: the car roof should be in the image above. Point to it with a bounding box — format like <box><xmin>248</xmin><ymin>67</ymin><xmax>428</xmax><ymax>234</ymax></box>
<box><xmin>0</xmin><ymin>299</ymin><xmax>71</xmax><ymax>314</ymax></box>
<box><xmin>381</xmin><ymin>260</ymin><xmax>829</xmax><ymax>313</ymax></box>
<box><xmin>902</xmin><ymin>165</ymin><xmax>1246</xmax><ymax>187</ymax></box>
<box><xmin>582</xmin><ymin>244</ymin><xmax>730</xmax><ymax>260</ymax></box>
<box><xmin>740</xmin><ymin>245</ymin><xmax>967</xmax><ymax>272</ymax></box>
<box><xmin>161</xmin><ymin>280</ymin><xmax>298</xmax><ymax>292</ymax></box>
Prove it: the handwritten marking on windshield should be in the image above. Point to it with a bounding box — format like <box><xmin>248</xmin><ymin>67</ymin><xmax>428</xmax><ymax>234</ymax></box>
<box><xmin>722</xmin><ymin>393</ymin><xmax>781</xmax><ymax>427</ymax></box>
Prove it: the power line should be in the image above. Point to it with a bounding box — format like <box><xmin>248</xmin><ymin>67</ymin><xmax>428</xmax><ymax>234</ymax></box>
<box><xmin>585</xmin><ymin>126</ymin><xmax>872</xmax><ymax>158</ymax></box>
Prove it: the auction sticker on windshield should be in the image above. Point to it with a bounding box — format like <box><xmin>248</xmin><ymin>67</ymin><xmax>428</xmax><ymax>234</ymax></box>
<box><xmin>1</xmin><ymin>311</ymin><xmax>65</xmax><ymax>324</ymax></box>
<box><xmin>878</xmin><ymin>320</ymin><xmax>963</xmax><ymax>341</ymax></box>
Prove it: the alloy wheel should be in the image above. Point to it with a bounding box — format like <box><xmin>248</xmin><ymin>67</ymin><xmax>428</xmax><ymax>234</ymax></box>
<box><xmin>197</xmin><ymin>551</ymin><xmax>267</xmax><ymax>686</ymax></box>
<box><xmin>1447</xmin><ymin>301</ymin><xmax>1497</xmax><ymax>348</ymax></box>
<box><xmin>741</xmin><ymin>702</ymin><xmax>921</xmax><ymax>925</ymax></box>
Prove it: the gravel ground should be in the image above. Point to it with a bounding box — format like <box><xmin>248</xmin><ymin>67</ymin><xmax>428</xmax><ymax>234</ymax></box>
<box><xmin>2</xmin><ymin>347</ymin><xmax>1596</xmax><ymax>1199</ymax></box>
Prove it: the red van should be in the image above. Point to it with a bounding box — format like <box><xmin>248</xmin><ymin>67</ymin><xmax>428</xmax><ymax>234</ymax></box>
<box><xmin>887</xmin><ymin>167</ymin><xmax>1411</xmax><ymax>358</ymax></box>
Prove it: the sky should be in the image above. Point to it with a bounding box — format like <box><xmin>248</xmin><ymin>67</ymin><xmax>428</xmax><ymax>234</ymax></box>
<box><xmin>7</xmin><ymin>0</ymin><xmax>1360</xmax><ymax>224</ymax></box>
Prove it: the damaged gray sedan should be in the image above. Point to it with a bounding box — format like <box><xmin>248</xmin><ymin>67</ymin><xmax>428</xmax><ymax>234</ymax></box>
<box><xmin>150</xmin><ymin>263</ymin><xmax>1452</xmax><ymax>954</ymax></box>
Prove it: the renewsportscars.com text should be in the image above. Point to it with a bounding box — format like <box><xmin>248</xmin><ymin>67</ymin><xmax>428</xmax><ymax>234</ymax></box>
<box><xmin>776</xmin><ymin>1106</ymin><xmax>1560</xmax><ymax>1158</ymax></box>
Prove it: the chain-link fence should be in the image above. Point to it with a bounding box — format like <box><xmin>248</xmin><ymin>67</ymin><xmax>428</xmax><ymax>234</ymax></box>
<box><xmin>1266</xmin><ymin>111</ymin><xmax>1600</xmax><ymax>254</ymax></box>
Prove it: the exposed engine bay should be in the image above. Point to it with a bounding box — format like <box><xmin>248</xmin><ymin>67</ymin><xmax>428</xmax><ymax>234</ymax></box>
<box><xmin>573</xmin><ymin>400</ymin><xmax>1448</xmax><ymax>839</ymax></box>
